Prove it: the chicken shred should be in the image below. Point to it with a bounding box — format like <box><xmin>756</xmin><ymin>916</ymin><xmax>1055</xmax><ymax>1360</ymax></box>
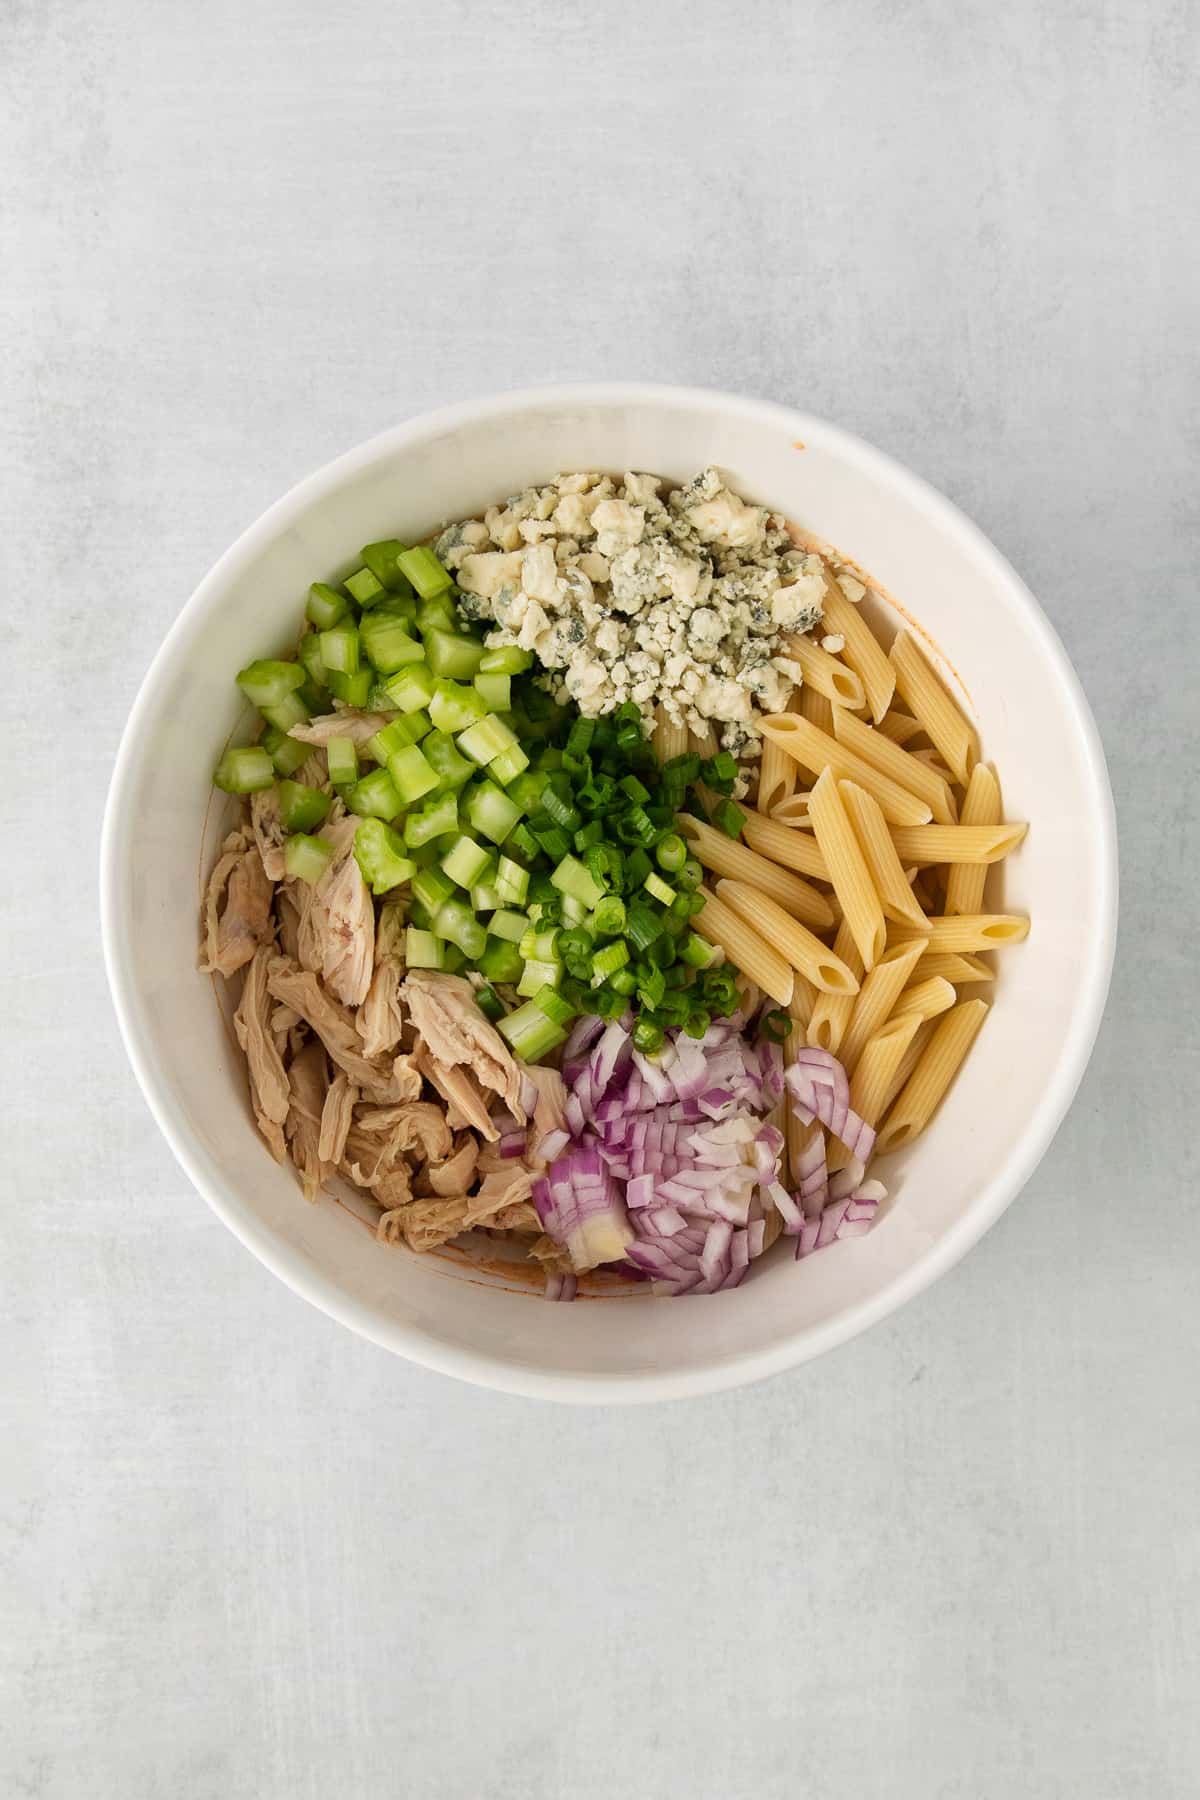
<box><xmin>415</xmin><ymin>1132</ymin><xmax>479</xmax><ymax>1197</ymax></box>
<box><xmin>200</xmin><ymin>831</ymin><xmax>274</xmax><ymax>978</ymax></box>
<box><xmin>296</xmin><ymin>812</ymin><xmax>375</xmax><ymax>1008</ymax></box>
<box><xmin>250</xmin><ymin>788</ymin><xmax>287</xmax><ymax>882</ymax></box>
<box><xmin>317</xmin><ymin>1071</ymin><xmax>358</xmax><ymax>1165</ymax></box>
<box><xmin>357</xmin><ymin>901</ymin><xmax>406</xmax><ymax>1058</ymax></box>
<box><xmin>403</xmin><ymin>971</ymin><xmax>526</xmax><ymax>1121</ymax></box>
<box><xmin>285</xmin><ymin>1040</ymin><xmax>330</xmax><ymax>1203</ymax></box>
<box><xmin>265</xmin><ymin>957</ymin><xmax>404</xmax><ymax>1100</ymax></box>
<box><xmin>414</xmin><ymin>1047</ymin><xmax>497</xmax><ymax>1139</ymax></box>
<box><xmin>233</xmin><ymin>947</ymin><xmax>291</xmax><ymax>1161</ymax></box>
<box><xmin>288</xmin><ymin>709</ymin><xmax>393</xmax><ymax>748</ymax></box>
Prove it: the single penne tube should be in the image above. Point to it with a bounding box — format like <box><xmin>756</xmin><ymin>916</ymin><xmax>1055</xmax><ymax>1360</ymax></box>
<box><xmin>906</xmin><ymin>951</ymin><xmax>995</xmax><ymax>985</ymax></box>
<box><xmin>805</xmin><ymin>920</ymin><xmax>862</xmax><ymax>1054</ymax></box>
<box><xmin>875</xmin><ymin>710</ymin><xmax>924</xmax><ymax>746</ymax></box>
<box><xmin>796</xmin><ymin>682</ymin><xmax>834</xmax><ymax>734</ymax></box>
<box><xmin>874</xmin><ymin>999</ymin><xmax>989</xmax><ymax>1155</ymax></box>
<box><xmin>830</xmin><ymin>704</ymin><xmax>956</xmax><ymax>826</ymax></box>
<box><xmin>806</xmin><ymin>768</ymin><xmax>886</xmax><ymax>970</ymax></box>
<box><xmin>735</xmin><ymin>806</ymin><xmax>830</xmax><ymax>881</ymax></box>
<box><xmin>945</xmin><ymin>763</ymin><xmax>1003</xmax><ymax>914</ymax></box>
<box><xmin>890</xmin><ymin>914</ymin><xmax>1030</xmax><ymax>953</ymax></box>
<box><xmin>678</xmin><ymin>815</ymin><xmax>834</xmax><ymax>931</ymax></box>
<box><xmin>770</xmin><ymin>793</ymin><xmax>813</xmax><ymax>829</ymax></box>
<box><xmin>757</xmin><ymin>718</ymin><xmax>798</xmax><ymax>816</ymax></box>
<box><xmin>889</xmin><ymin>974</ymin><xmax>956</xmax><ymax>1025</ymax></box>
<box><xmin>689</xmin><ymin>721</ymin><xmax>718</xmax><ymax>759</ymax></box>
<box><xmin>839</xmin><ymin>779</ymin><xmax>930</xmax><ymax>931</ymax></box>
<box><xmin>890</xmin><ymin>820</ymin><xmax>1027</xmax><ymax>866</ymax></box>
<box><xmin>889</xmin><ymin>631</ymin><xmax>981</xmax><ymax>786</ymax></box>
<box><xmin>817</xmin><ymin>571</ymin><xmax>895</xmax><ymax>722</ymax></box>
<box><xmin>786</xmin><ymin>971</ymin><xmax>820</xmax><ymax>1029</ymax></box>
<box><xmin>780</xmin><ymin>634</ymin><xmax>867</xmax><ymax>710</ymax></box>
<box><xmin>692</xmin><ymin>887</ymin><xmax>795</xmax><ymax>1006</ymax></box>
<box><xmin>837</xmin><ymin>939</ymin><xmax>927</xmax><ymax>1073</ymax></box>
<box><xmin>652</xmin><ymin>706</ymin><xmax>689</xmax><ymax>764</ymax></box>
<box><xmin>715</xmin><ymin>878</ymin><xmax>860</xmax><ymax>996</ymax></box>
<box><xmin>826</xmin><ymin>1011</ymin><xmax>926</xmax><ymax>1172</ymax></box>
<box><xmin>759</xmin><ymin>713</ymin><xmax>933</xmax><ymax>827</ymax></box>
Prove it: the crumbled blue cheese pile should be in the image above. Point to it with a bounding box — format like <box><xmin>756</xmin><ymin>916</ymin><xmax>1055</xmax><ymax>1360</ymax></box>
<box><xmin>436</xmin><ymin>468</ymin><xmax>827</xmax><ymax>761</ymax></box>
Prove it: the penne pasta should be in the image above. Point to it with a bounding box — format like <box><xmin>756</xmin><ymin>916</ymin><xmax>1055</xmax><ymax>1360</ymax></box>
<box><xmin>780</xmin><ymin>634</ymin><xmax>867</xmax><ymax>710</ymax></box>
<box><xmin>905</xmin><ymin>951</ymin><xmax>995</xmax><ymax>986</ymax></box>
<box><xmin>796</xmin><ymin>682</ymin><xmax>834</xmax><ymax>734</ymax></box>
<box><xmin>786</xmin><ymin>971</ymin><xmax>820</xmax><ymax>1029</ymax></box>
<box><xmin>830</xmin><ymin>704</ymin><xmax>956</xmax><ymax>825</ymax></box>
<box><xmin>678</xmin><ymin>815</ymin><xmax>835</xmax><ymax>931</ymax></box>
<box><xmin>807</xmin><ymin>768</ymin><xmax>886</xmax><ymax>970</ymax></box>
<box><xmin>759</xmin><ymin>714</ymin><xmax>933</xmax><ymax>827</ymax></box>
<box><xmin>876</xmin><ymin>710</ymin><xmax>924</xmax><ymax>746</ymax></box>
<box><xmin>816</xmin><ymin>572</ymin><xmax>896</xmax><ymax>723</ymax></box>
<box><xmin>874</xmin><ymin>999</ymin><xmax>989</xmax><ymax>1155</ymax></box>
<box><xmin>890</xmin><ymin>914</ymin><xmax>1030</xmax><ymax>953</ymax></box>
<box><xmin>689</xmin><ymin>721</ymin><xmax>719</xmax><ymax>759</ymax></box>
<box><xmin>692</xmin><ymin>887</ymin><xmax>795</xmax><ymax>1006</ymax></box>
<box><xmin>889</xmin><ymin>632</ymin><xmax>981</xmax><ymax>786</ymax></box>
<box><xmin>889</xmin><ymin>974</ymin><xmax>956</xmax><ymax>1025</ymax></box>
<box><xmin>945</xmin><ymin>763</ymin><xmax>1003</xmax><ymax>915</ymax></box>
<box><xmin>890</xmin><ymin>820</ymin><xmax>1027</xmax><ymax>866</ymax></box>
<box><xmin>715</xmin><ymin>878</ymin><xmax>860</xmax><ymax>995</ymax></box>
<box><xmin>735</xmin><ymin>806</ymin><xmax>830</xmax><ymax>881</ymax></box>
<box><xmin>757</xmin><ymin>717</ymin><xmax>798</xmax><ymax>816</ymax></box>
<box><xmin>826</xmin><ymin>1011</ymin><xmax>926</xmax><ymax>1172</ymax></box>
<box><xmin>652</xmin><ymin>707</ymin><xmax>690</xmax><ymax>765</ymax></box>
<box><xmin>837</xmin><ymin>939</ymin><xmax>927</xmax><ymax>1074</ymax></box>
<box><xmin>839</xmin><ymin>779</ymin><xmax>929</xmax><ymax>931</ymax></box>
<box><xmin>806</xmin><ymin>920</ymin><xmax>863</xmax><ymax>1055</ymax></box>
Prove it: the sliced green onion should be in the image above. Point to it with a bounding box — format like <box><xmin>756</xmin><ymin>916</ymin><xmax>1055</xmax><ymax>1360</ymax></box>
<box><xmin>284</xmin><ymin>832</ymin><xmax>334</xmax><ymax>884</ymax></box>
<box><xmin>609</xmin><ymin>967</ymin><xmax>638</xmax><ymax>995</ymax></box>
<box><xmin>397</xmin><ymin>544</ymin><xmax>453</xmax><ymax>599</ymax></box>
<box><xmin>712</xmin><ymin>798</ymin><xmax>746</xmax><ymax>839</ymax></box>
<box><xmin>353</xmin><ymin>819</ymin><xmax>417</xmax><ymax>894</ymax></box>
<box><xmin>475</xmin><ymin>986</ymin><xmax>505</xmax><ymax>1023</ymax></box>
<box><xmin>360</xmin><ymin>539</ymin><xmax>414</xmax><ymax>594</ymax></box>
<box><xmin>213</xmin><ymin>746</ymin><xmax>275</xmax><ymax>794</ymax></box>
<box><xmin>532</xmin><ymin>985</ymin><xmax>575</xmax><ymax>1027</ymax></box>
<box><xmin>236</xmin><ymin>659</ymin><xmax>305</xmax><ymax>708</ymax></box>
<box><xmin>558</xmin><ymin>893</ymin><xmax>588</xmax><ymax>927</ymax></box>
<box><xmin>345</xmin><ymin>565</ymin><xmax>386</xmax><ymax>608</ymax></box>
<box><xmin>278</xmin><ymin>779</ymin><xmax>331</xmax><ymax>834</ymax></box>
<box><xmin>619</xmin><ymin>773</ymin><xmax>651</xmax><ymax>803</ymax></box>
<box><xmin>541</xmin><ymin>786</ymin><xmax>582</xmax><ymax>832</ymax></box>
<box><xmin>497</xmin><ymin>999</ymin><xmax>566</xmax><ymax>1060</ymax></box>
<box><xmin>626</xmin><ymin>902</ymin><xmax>664</xmax><ymax>953</ymax></box>
<box><xmin>348</xmin><ymin>767</ymin><xmax>404</xmax><ymax>821</ymax></box>
<box><xmin>591</xmin><ymin>941</ymin><xmax>629</xmax><ymax>982</ymax></box>
<box><xmin>386</xmin><ymin>744</ymin><xmax>439</xmax><ymax>804</ymax></box>
<box><xmin>534</xmin><ymin>824</ymin><xmax>572</xmax><ymax>863</ymax></box>
<box><xmin>473</xmin><ymin>670</ymin><xmax>511</xmax><ymax>712</ymax></box>
<box><xmin>487</xmin><ymin>743</ymin><xmax>531</xmax><ymax>785</ymax></box>
<box><xmin>456</xmin><ymin>713</ymin><xmax>519</xmax><ymax>766</ymax></box>
<box><xmin>678</xmin><ymin>855</ymin><xmax>704</xmax><ymax>892</ymax></box>
<box><xmin>632</xmin><ymin>1018</ymin><xmax>664</xmax><ymax>1054</ymax></box>
<box><xmin>479</xmin><ymin>936</ymin><xmax>524</xmax><ymax>983</ymax></box>
<box><xmin>519</xmin><ymin>927</ymin><xmax>560</xmax><ymax>962</ymax></box>
<box><xmin>384</xmin><ymin>663</ymin><xmax>436</xmax><ymax>713</ymax></box>
<box><xmin>435</xmin><ymin>897</ymin><xmax>487</xmax><ymax>958</ymax></box>
<box><xmin>644</xmin><ymin>871</ymin><xmax>677</xmax><ymax>906</ymax></box>
<box><xmin>507</xmin><ymin>822</ymin><xmax>540</xmax><ymax>864</ymax></box>
<box><xmin>479</xmin><ymin>644</ymin><xmax>533</xmax><ymax>675</ymax></box>
<box><xmin>429</xmin><ymin>678</ymin><xmax>488</xmax><ymax>734</ymax></box>
<box><xmin>551</xmin><ymin>855</ymin><xmax>604</xmax><ymax>910</ymax></box>
<box><xmin>655</xmin><ymin>832</ymin><xmax>687</xmax><ymax>872</ymax></box>
<box><xmin>664</xmin><ymin>750</ymin><xmax>701</xmax><ymax>783</ymax></box>
<box><xmin>306</xmin><ymin>583</ymin><xmax>349</xmax><ymax>630</ymax></box>
<box><xmin>359</xmin><ymin>613</ymin><xmax>424</xmax><ymax>674</ymax></box>
<box><xmin>320</xmin><ymin>623</ymin><xmax>359</xmax><ymax>676</ymax></box>
<box><xmin>440</xmin><ymin>833</ymin><xmax>491</xmax><ymax>890</ymax></box>
<box><xmin>405</xmin><ymin>928</ymin><xmax>444</xmax><ymax>970</ymax></box>
<box><xmin>262</xmin><ymin>726</ymin><xmax>315</xmax><ymax>778</ymax></box>
<box><xmin>591</xmin><ymin>895</ymin><xmax>627</xmax><ymax>937</ymax></box>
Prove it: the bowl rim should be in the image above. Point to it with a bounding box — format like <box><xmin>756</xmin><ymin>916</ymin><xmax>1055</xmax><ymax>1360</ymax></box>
<box><xmin>100</xmin><ymin>381</ymin><xmax>1119</xmax><ymax>1404</ymax></box>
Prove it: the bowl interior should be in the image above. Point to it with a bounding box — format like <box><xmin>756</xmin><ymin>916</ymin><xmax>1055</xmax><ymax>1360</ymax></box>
<box><xmin>103</xmin><ymin>388</ymin><xmax>1115</xmax><ymax>1400</ymax></box>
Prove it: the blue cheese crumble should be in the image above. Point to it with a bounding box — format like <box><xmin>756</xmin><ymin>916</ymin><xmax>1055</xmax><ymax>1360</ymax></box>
<box><xmin>438</xmin><ymin>468</ymin><xmax>826</xmax><ymax>758</ymax></box>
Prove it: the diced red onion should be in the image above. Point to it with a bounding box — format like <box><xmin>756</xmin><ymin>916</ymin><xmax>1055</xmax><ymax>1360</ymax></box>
<box><xmin>786</xmin><ymin>1048</ymin><xmax>876</xmax><ymax>1164</ymax></box>
<box><xmin>543</xmin><ymin>1271</ymin><xmax>578</xmax><ymax>1302</ymax></box>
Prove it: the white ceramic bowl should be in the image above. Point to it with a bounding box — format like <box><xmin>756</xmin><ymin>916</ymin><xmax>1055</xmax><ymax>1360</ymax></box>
<box><xmin>101</xmin><ymin>384</ymin><xmax>1117</xmax><ymax>1403</ymax></box>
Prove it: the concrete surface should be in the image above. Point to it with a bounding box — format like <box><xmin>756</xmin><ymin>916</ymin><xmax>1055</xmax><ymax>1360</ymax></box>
<box><xmin>3</xmin><ymin>1</ymin><xmax>1198</xmax><ymax>1795</ymax></box>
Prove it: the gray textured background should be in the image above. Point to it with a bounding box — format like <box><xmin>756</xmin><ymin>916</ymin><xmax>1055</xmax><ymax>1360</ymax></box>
<box><xmin>4</xmin><ymin>2</ymin><xmax>1199</xmax><ymax>1796</ymax></box>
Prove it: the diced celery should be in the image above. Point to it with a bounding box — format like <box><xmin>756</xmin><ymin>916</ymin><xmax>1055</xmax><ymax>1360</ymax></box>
<box><xmin>489</xmin><ymin>743</ymin><xmax>531</xmax><ymax>785</ymax></box>
<box><xmin>471</xmin><ymin>881</ymin><xmax>502</xmax><ymax>912</ymax></box>
<box><xmin>386</xmin><ymin>744</ymin><xmax>439</xmax><ymax>804</ymax></box>
<box><xmin>559</xmin><ymin>894</ymin><xmax>588</xmax><ymax>927</ymax></box>
<box><xmin>360</xmin><ymin>539</ymin><xmax>414</xmax><ymax>594</ymax></box>
<box><xmin>424</xmin><ymin>628</ymin><xmax>485</xmax><ymax>680</ymax></box>
<box><xmin>320</xmin><ymin>622</ymin><xmax>359</xmax><ymax>676</ymax></box>
<box><xmin>348</xmin><ymin>768</ymin><xmax>404</xmax><ymax>821</ymax></box>
<box><xmin>506</xmin><ymin>771</ymin><xmax>548</xmax><ymax>813</ymax></box>
<box><xmin>278</xmin><ymin>780</ymin><xmax>331</xmax><ymax>834</ymax></box>
<box><xmin>457</xmin><ymin>713</ymin><xmax>519</xmax><ymax>766</ymax></box>
<box><xmin>213</xmin><ymin>746</ymin><xmax>275</xmax><ymax>794</ymax></box>
<box><xmin>441</xmin><ymin>942</ymin><xmax>468</xmax><ymax>973</ymax></box>
<box><xmin>306</xmin><ymin>583</ymin><xmax>349</xmax><ymax>630</ymax></box>
<box><xmin>519</xmin><ymin>928</ymin><xmax>560</xmax><ymax>962</ymax></box>
<box><xmin>464</xmin><ymin>779</ymin><xmax>522</xmax><ymax>846</ymax></box>
<box><xmin>260</xmin><ymin>690</ymin><xmax>310</xmax><ymax>733</ymax></box>
<box><xmin>416</xmin><ymin>596</ymin><xmax>459</xmax><ymax>637</ymax></box>
<box><xmin>517</xmin><ymin>956</ymin><xmax>563</xmax><ymax>998</ymax></box>
<box><xmin>412</xmin><ymin>865</ymin><xmax>456</xmax><ymax>912</ymax></box>
<box><xmin>397</xmin><ymin>544</ymin><xmax>454</xmax><ymax>599</ymax></box>
<box><xmin>297</xmin><ymin>631</ymin><xmax>329</xmax><ymax>689</ymax></box>
<box><xmin>434</xmin><ymin>897</ymin><xmax>487</xmax><ymax>958</ymax></box>
<box><xmin>478</xmin><ymin>645</ymin><xmax>533</xmax><ymax>675</ymax></box>
<box><xmin>261</xmin><ymin>726</ymin><xmax>314</xmax><ymax>778</ymax></box>
<box><xmin>366</xmin><ymin>716</ymin><xmax>429</xmax><ymax>764</ymax></box>
<box><xmin>473</xmin><ymin>671</ymin><xmax>511</xmax><ymax>712</ymax></box>
<box><xmin>383</xmin><ymin>664</ymin><xmax>436</xmax><ymax>714</ymax></box>
<box><xmin>403</xmin><ymin>790</ymin><xmax>460</xmax><ymax>848</ymax></box>
<box><xmin>405</xmin><ymin>928</ymin><xmax>444</xmax><ymax>970</ymax></box>
<box><xmin>440</xmin><ymin>833</ymin><xmax>491</xmax><ymax>889</ymax></box>
<box><xmin>359</xmin><ymin>613</ymin><xmax>425</xmax><ymax>674</ymax></box>
<box><xmin>353</xmin><ymin>819</ymin><xmax>417</xmax><ymax>894</ymax></box>
<box><xmin>495</xmin><ymin>856</ymin><xmax>530</xmax><ymax>905</ymax></box>
<box><xmin>421</xmin><ymin>727</ymin><xmax>477</xmax><ymax>790</ymax></box>
<box><xmin>479</xmin><ymin>936</ymin><xmax>525</xmax><ymax>983</ymax></box>
<box><xmin>345</xmin><ymin>566</ymin><xmax>386</xmax><ymax>607</ymax></box>
<box><xmin>325</xmin><ymin>735</ymin><xmax>358</xmax><ymax>787</ymax></box>
<box><xmin>488</xmin><ymin>908</ymin><xmax>530</xmax><ymax>943</ymax></box>
<box><xmin>429</xmin><ymin>679</ymin><xmax>488</xmax><ymax>734</ymax></box>
<box><xmin>551</xmin><ymin>855</ymin><xmax>605</xmax><ymax>910</ymax></box>
<box><xmin>284</xmin><ymin>833</ymin><xmax>334</xmax><ymax>884</ymax></box>
<box><xmin>497</xmin><ymin>999</ymin><xmax>566</xmax><ymax>1060</ymax></box>
<box><xmin>326</xmin><ymin>667</ymin><xmax>373</xmax><ymax>707</ymax></box>
<box><xmin>236</xmin><ymin>660</ymin><xmax>305</xmax><ymax>708</ymax></box>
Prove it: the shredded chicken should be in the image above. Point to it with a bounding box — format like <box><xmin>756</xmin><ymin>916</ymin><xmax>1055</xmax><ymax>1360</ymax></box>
<box><xmin>415</xmin><ymin>1132</ymin><xmax>479</xmax><ymax>1197</ymax></box>
<box><xmin>200</xmin><ymin>831</ymin><xmax>274</xmax><ymax>978</ymax></box>
<box><xmin>522</xmin><ymin>1064</ymin><xmax>568</xmax><ymax>1165</ymax></box>
<box><xmin>414</xmin><ymin>1047</ymin><xmax>497</xmax><ymax>1139</ymax></box>
<box><xmin>463</xmin><ymin>1164</ymin><xmax>534</xmax><ymax>1226</ymax></box>
<box><xmin>357</xmin><ymin>901</ymin><xmax>406</xmax><ymax>1057</ymax></box>
<box><xmin>403</xmin><ymin>972</ymin><xmax>526</xmax><ymax>1121</ymax></box>
<box><xmin>528</xmin><ymin>1232</ymin><xmax>574</xmax><ymax>1275</ymax></box>
<box><xmin>353</xmin><ymin>1100</ymin><xmax>453</xmax><ymax>1165</ymax></box>
<box><xmin>250</xmin><ymin>788</ymin><xmax>287</xmax><ymax>881</ymax></box>
<box><xmin>288</xmin><ymin>709</ymin><xmax>393</xmax><ymax>747</ymax></box>
<box><xmin>487</xmin><ymin>1201</ymin><xmax>540</xmax><ymax>1232</ymax></box>
<box><xmin>295</xmin><ymin>813</ymin><xmax>375</xmax><ymax>1008</ymax></box>
<box><xmin>265</xmin><ymin>957</ymin><xmax>404</xmax><ymax>1100</ymax></box>
<box><xmin>233</xmin><ymin>947</ymin><xmax>291</xmax><ymax>1160</ymax></box>
<box><xmin>285</xmin><ymin>1039</ymin><xmax>329</xmax><ymax>1203</ymax></box>
<box><xmin>317</xmin><ymin>1071</ymin><xmax>357</xmax><ymax>1165</ymax></box>
<box><xmin>277</xmin><ymin>883</ymin><xmax>304</xmax><ymax>963</ymax></box>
